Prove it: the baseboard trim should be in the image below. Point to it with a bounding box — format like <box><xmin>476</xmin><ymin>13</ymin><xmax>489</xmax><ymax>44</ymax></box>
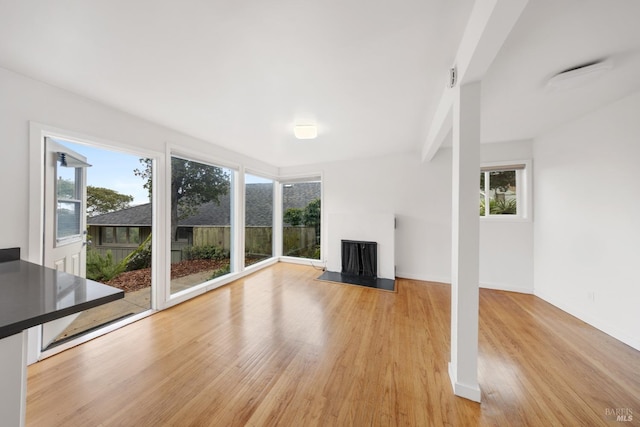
<box><xmin>395</xmin><ymin>272</ymin><xmax>450</xmax><ymax>284</ymax></box>
<box><xmin>480</xmin><ymin>282</ymin><xmax>533</xmax><ymax>294</ymax></box>
<box><xmin>396</xmin><ymin>273</ymin><xmax>533</xmax><ymax>295</ymax></box>
<box><xmin>534</xmin><ymin>289</ymin><xmax>640</xmax><ymax>351</ymax></box>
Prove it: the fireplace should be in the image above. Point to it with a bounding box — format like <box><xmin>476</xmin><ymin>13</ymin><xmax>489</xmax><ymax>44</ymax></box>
<box><xmin>318</xmin><ymin>214</ymin><xmax>395</xmax><ymax>291</ymax></box>
<box><xmin>317</xmin><ymin>238</ymin><xmax>394</xmax><ymax>291</ymax></box>
<box><xmin>341</xmin><ymin>240</ymin><xmax>377</xmax><ymax>278</ymax></box>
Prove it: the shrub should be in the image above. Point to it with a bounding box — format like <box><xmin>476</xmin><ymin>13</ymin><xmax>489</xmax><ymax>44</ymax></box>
<box><xmin>86</xmin><ymin>248</ymin><xmax>126</xmax><ymax>282</ymax></box>
<box><xmin>125</xmin><ymin>234</ymin><xmax>152</xmax><ymax>271</ymax></box>
<box><xmin>480</xmin><ymin>198</ymin><xmax>517</xmax><ymax>215</ymax></box>
<box><xmin>183</xmin><ymin>245</ymin><xmax>228</xmax><ymax>261</ymax></box>
<box><xmin>283</xmin><ymin>208</ymin><xmax>304</xmax><ymax>226</ymax></box>
<box><xmin>209</xmin><ymin>263</ymin><xmax>231</xmax><ymax>280</ymax></box>
<box><xmin>492</xmin><ymin>198</ymin><xmax>517</xmax><ymax>214</ymax></box>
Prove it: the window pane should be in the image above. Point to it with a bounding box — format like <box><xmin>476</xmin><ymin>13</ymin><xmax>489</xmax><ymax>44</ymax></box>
<box><xmin>57</xmin><ymin>201</ymin><xmax>81</xmax><ymax>239</ymax></box>
<box><xmin>102</xmin><ymin>227</ymin><xmax>114</xmax><ymax>244</ymax></box>
<box><xmin>488</xmin><ymin>170</ymin><xmax>517</xmax><ymax>215</ymax></box>
<box><xmin>245</xmin><ymin>174</ymin><xmax>273</xmax><ymax>266</ymax></box>
<box><xmin>57</xmin><ymin>166</ymin><xmax>78</xmax><ymax>200</ymax></box>
<box><xmin>282</xmin><ymin>181</ymin><xmax>321</xmax><ymax>259</ymax></box>
<box><xmin>116</xmin><ymin>227</ymin><xmax>128</xmax><ymax>243</ymax></box>
<box><xmin>56</xmin><ymin>159</ymin><xmax>82</xmax><ymax>241</ymax></box>
<box><xmin>129</xmin><ymin>227</ymin><xmax>140</xmax><ymax>244</ymax></box>
<box><xmin>170</xmin><ymin>156</ymin><xmax>233</xmax><ymax>294</ymax></box>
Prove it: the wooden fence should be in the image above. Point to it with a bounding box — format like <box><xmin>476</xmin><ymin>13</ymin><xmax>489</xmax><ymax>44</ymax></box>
<box><xmin>93</xmin><ymin>226</ymin><xmax>317</xmax><ymax>264</ymax></box>
<box><xmin>193</xmin><ymin>226</ymin><xmax>316</xmax><ymax>258</ymax></box>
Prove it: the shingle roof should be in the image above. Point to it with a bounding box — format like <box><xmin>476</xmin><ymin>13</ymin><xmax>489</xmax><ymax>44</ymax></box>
<box><xmin>282</xmin><ymin>182</ymin><xmax>321</xmax><ymax>210</ymax></box>
<box><xmin>87</xmin><ymin>182</ymin><xmax>320</xmax><ymax>227</ymax></box>
<box><xmin>88</xmin><ymin>203</ymin><xmax>152</xmax><ymax>226</ymax></box>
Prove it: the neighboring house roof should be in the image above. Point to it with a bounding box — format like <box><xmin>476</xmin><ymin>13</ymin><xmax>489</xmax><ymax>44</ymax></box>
<box><xmin>282</xmin><ymin>182</ymin><xmax>320</xmax><ymax>210</ymax></box>
<box><xmin>88</xmin><ymin>182</ymin><xmax>320</xmax><ymax>227</ymax></box>
<box><xmin>88</xmin><ymin>203</ymin><xmax>152</xmax><ymax>226</ymax></box>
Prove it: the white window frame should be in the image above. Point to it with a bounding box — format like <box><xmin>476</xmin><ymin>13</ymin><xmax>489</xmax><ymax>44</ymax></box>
<box><xmin>480</xmin><ymin>160</ymin><xmax>532</xmax><ymax>222</ymax></box>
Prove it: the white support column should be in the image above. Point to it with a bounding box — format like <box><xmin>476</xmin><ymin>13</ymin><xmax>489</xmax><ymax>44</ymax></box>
<box><xmin>449</xmin><ymin>81</ymin><xmax>481</xmax><ymax>403</ymax></box>
<box><xmin>232</xmin><ymin>169</ymin><xmax>245</xmax><ymax>273</ymax></box>
<box><xmin>273</xmin><ymin>181</ymin><xmax>283</xmax><ymax>258</ymax></box>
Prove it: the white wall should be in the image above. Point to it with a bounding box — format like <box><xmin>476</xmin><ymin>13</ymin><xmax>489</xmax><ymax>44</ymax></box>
<box><xmin>0</xmin><ymin>66</ymin><xmax>276</xmax><ymax>255</ymax></box>
<box><xmin>282</xmin><ymin>140</ymin><xmax>534</xmax><ymax>292</ymax></box>
<box><xmin>533</xmin><ymin>91</ymin><xmax>640</xmax><ymax>350</ymax></box>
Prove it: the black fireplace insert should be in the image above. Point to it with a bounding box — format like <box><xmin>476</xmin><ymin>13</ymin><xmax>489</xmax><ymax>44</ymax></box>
<box><xmin>341</xmin><ymin>240</ymin><xmax>377</xmax><ymax>278</ymax></box>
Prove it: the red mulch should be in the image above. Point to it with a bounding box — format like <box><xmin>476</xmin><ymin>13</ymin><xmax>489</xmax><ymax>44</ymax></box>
<box><xmin>106</xmin><ymin>259</ymin><xmax>229</xmax><ymax>293</ymax></box>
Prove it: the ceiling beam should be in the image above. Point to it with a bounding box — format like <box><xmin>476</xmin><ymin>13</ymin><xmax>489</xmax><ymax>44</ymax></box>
<box><xmin>421</xmin><ymin>0</ymin><xmax>529</xmax><ymax>162</ymax></box>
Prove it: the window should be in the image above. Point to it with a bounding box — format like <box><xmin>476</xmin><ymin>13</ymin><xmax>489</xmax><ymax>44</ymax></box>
<box><xmin>99</xmin><ymin>226</ymin><xmax>141</xmax><ymax>245</ymax></box>
<box><xmin>102</xmin><ymin>227</ymin><xmax>114</xmax><ymax>244</ymax></box>
<box><xmin>479</xmin><ymin>162</ymin><xmax>529</xmax><ymax>219</ymax></box>
<box><xmin>55</xmin><ymin>159</ymin><xmax>83</xmax><ymax>242</ymax></box>
<box><xmin>245</xmin><ymin>173</ymin><xmax>273</xmax><ymax>266</ymax></box>
<box><xmin>282</xmin><ymin>179</ymin><xmax>321</xmax><ymax>259</ymax></box>
<box><xmin>175</xmin><ymin>227</ymin><xmax>192</xmax><ymax>243</ymax></box>
<box><xmin>170</xmin><ymin>155</ymin><xmax>233</xmax><ymax>294</ymax></box>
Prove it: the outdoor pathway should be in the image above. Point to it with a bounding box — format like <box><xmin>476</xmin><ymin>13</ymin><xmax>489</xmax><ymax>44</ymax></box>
<box><xmin>54</xmin><ymin>270</ymin><xmax>218</xmax><ymax>345</ymax></box>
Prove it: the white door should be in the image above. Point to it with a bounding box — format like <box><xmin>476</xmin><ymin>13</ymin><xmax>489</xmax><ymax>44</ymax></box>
<box><xmin>41</xmin><ymin>137</ymin><xmax>90</xmax><ymax>348</ymax></box>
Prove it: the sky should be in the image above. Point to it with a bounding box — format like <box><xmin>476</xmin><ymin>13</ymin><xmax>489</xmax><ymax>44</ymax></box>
<box><xmin>54</xmin><ymin>139</ymin><xmax>274</xmax><ymax>206</ymax></box>
<box><xmin>55</xmin><ymin>139</ymin><xmax>150</xmax><ymax>205</ymax></box>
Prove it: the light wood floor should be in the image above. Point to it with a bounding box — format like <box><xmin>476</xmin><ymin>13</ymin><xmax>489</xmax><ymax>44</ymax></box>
<box><xmin>27</xmin><ymin>263</ymin><xmax>640</xmax><ymax>426</ymax></box>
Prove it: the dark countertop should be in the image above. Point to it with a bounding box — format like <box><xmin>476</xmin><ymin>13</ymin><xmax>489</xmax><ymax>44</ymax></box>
<box><xmin>0</xmin><ymin>260</ymin><xmax>124</xmax><ymax>340</ymax></box>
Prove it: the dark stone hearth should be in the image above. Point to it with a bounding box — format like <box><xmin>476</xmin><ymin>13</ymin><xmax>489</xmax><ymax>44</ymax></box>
<box><xmin>317</xmin><ymin>271</ymin><xmax>395</xmax><ymax>291</ymax></box>
<box><xmin>0</xmin><ymin>247</ymin><xmax>20</xmax><ymax>263</ymax></box>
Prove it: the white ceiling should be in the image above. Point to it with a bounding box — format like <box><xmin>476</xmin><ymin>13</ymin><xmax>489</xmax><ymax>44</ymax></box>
<box><xmin>482</xmin><ymin>0</ymin><xmax>640</xmax><ymax>144</ymax></box>
<box><xmin>1</xmin><ymin>1</ymin><xmax>639</xmax><ymax>167</ymax></box>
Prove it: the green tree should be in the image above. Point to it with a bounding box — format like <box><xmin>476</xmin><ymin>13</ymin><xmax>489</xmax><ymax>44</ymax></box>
<box><xmin>134</xmin><ymin>158</ymin><xmax>153</xmax><ymax>199</ymax></box>
<box><xmin>135</xmin><ymin>158</ymin><xmax>230</xmax><ymax>241</ymax></box>
<box><xmin>57</xmin><ymin>177</ymin><xmax>75</xmax><ymax>199</ymax></box>
<box><xmin>481</xmin><ymin>171</ymin><xmax>515</xmax><ymax>193</ymax></box>
<box><xmin>303</xmin><ymin>198</ymin><xmax>321</xmax><ymax>244</ymax></box>
<box><xmin>283</xmin><ymin>208</ymin><xmax>304</xmax><ymax>226</ymax></box>
<box><xmin>87</xmin><ymin>186</ymin><xmax>134</xmax><ymax>217</ymax></box>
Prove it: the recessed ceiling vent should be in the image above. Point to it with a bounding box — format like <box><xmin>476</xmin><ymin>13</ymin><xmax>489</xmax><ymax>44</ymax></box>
<box><xmin>546</xmin><ymin>58</ymin><xmax>613</xmax><ymax>91</ymax></box>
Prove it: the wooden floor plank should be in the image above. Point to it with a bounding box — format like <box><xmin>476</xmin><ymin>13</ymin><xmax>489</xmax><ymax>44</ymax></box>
<box><xmin>26</xmin><ymin>263</ymin><xmax>640</xmax><ymax>426</ymax></box>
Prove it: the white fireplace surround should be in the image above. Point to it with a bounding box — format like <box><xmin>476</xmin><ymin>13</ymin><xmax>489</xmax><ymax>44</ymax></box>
<box><xmin>327</xmin><ymin>213</ymin><xmax>395</xmax><ymax>280</ymax></box>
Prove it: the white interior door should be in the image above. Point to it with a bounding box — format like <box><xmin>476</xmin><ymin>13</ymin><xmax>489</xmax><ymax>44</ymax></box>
<box><xmin>41</xmin><ymin>137</ymin><xmax>91</xmax><ymax>348</ymax></box>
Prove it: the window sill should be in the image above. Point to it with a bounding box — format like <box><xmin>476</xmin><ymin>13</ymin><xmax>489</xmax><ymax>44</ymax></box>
<box><xmin>480</xmin><ymin>215</ymin><xmax>531</xmax><ymax>223</ymax></box>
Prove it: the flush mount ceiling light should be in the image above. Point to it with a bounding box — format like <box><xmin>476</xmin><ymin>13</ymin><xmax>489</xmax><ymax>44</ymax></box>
<box><xmin>294</xmin><ymin>124</ymin><xmax>317</xmax><ymax>140</ymax></box>
<box><xmin>546</xmin><ymin>59</ymin><xmax>613</xmax><ymax>91</ymax></box>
